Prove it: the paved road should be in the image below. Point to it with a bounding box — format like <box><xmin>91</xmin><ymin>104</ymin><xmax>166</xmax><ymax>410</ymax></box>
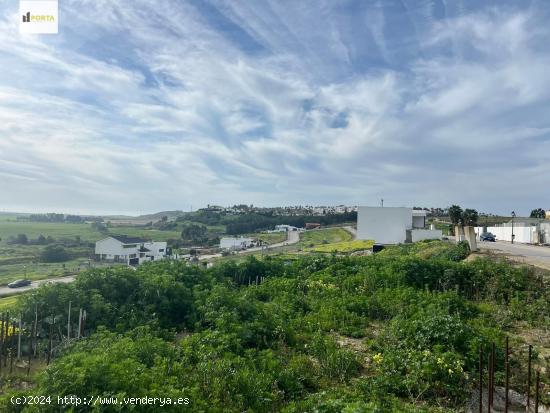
<box><xmin>0</xmin><ymin>274</ymin><xmax>76</xmax><ymax>297</ymax></box>
<box><xmin>478</xmin><ymin>240</ymin><xmax>550</xmax><ymax>270</ymax></box>
<box><xmin>343</xmin><ymin>226</ymin><xmax>357</xmax><ymax>239</ymax></box>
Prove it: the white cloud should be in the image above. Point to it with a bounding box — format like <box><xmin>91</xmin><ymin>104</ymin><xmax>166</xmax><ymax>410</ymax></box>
<box><xmin>0</xmin><ymin>1</ymin><xmax>549</xmax><ymax>214</ymax></box>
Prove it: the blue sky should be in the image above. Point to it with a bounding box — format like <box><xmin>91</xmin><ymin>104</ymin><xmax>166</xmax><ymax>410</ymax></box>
<box><xmin>1</xmin><ymin>0</ymin><xmax>549</xmax><ymax>215</ymax></box>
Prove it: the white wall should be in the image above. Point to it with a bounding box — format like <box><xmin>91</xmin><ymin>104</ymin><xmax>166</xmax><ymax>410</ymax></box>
<box><xmin>411</xmin><ymin>229</ymin><xmax>443</xmax><ymax>242</ymax></box>
<box><xmin>540</xmin><ymin>223</ymin><xmax>550</xmax><ymax>244</ymax></box>
<box><xmin>144</xmin><ymin>241</ymin><xmax>167</xmax><ymax>261</ymax></box>
<box><xmin>475</xmin><ymin>226</ymin><xmax>536</xmax><ymax>244</ymax></box>
<box><xmin>412</xmin><ymin>215</ymin><xmax>425</xmax><ymax>229</ymax></box>
<box><xmin>220</xmin><ymin>237</ymin><xmax>253</xmax><ymax>250</ymax></box>
<box><xmin>95</xmin><ymin>237</ymin><xmax>127</xmax><ymax>257</ymax></box>
<box><xmin>357</xmin><ymin>207</ymin><xmax>412</xmax><ymax>244</ymax></box>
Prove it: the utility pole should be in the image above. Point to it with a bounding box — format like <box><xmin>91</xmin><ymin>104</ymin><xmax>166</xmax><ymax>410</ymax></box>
<box><xmin>381</xmin><ymin>198</ymin><xmax>384</xmax><ymax>207</ymax></box>
<box><xmin>511</xmin><ymin>211</ymin><xmax>516</xmax><ymax>244</ymax></box>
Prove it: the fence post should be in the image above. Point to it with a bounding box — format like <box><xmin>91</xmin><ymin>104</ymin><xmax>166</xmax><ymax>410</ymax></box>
<box><xmin>27</xmin><ymin>319</ymin><xmax>35</xmax><ymax>376</ymax></box>
<box><xmin>505</xmin><ymin>336</ymin><xmax>509</xmax><ymax>413</ymax></box>
<box><xmin>491</xmin><ymin>343</ymin><xmax>495</xmax><ymax>409</ymax></box>
<box><xmin>0</xmin><ymin>312</ymin><xmax>4</xmax><ymax>374</ymax></box>
<box><xmin>67</xmin><ymin>301</ymin><xmax>71</xmax><ymax>341</ymax></box>
<box><xmin>534</xmin><ymin>370</ymin><xmax>540</xmax><ymax>413</ymax></box>
<box><xmin>479</xmin><ymin>344</ymin><xmax>483</xmax><ymax>413</ymax></box>
<box><xmin>527</xmin><ymin>344</ymin><xmax>532</xmax><ymax>411</ymax></box>
<box><xmin>9</xmin><ymin>321</ymin><xmax>15</xmax><ymax>374</ymax></box>
<box><xmin>47</xmin><ymin>316</ymin><xmax>53</xmax><ymax>366</ymax></box>
<box><xmin>488</xmin><ymin>346</ymin><xmax>492</xmax><ymax>413</ymax></box>
<box><xmin>82</xmin><ymin>310</ymin><xmax>86</xmax><ymax>337</ymax></box>
<box><xmin>17</xmin><ymin>314</ymin><xmax>22</xmax><ymax>359</ymax></box>
<box><xmin>5</xmin><ymin>311</ymin><xmax>9</xmax><ymax>367</ymax></box>
<box><xmin>33</xmin><ymin>306</ymin><xmax>38</xmax><ymax>357</ymax></box>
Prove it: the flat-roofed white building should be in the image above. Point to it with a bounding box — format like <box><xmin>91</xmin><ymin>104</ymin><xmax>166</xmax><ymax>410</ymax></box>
<box><xmin>95</xmin><ymin>236</ymin><xmax>168</xmax><ymax>265</ymax></box>
<box><xmin>220</xmin><ymin>237</ymin><xmax>255</xmax><ymax>250</ymax></box>
<box><xmin>357</xmin><ymin>206</ymin><xmax>442</xmax><ymax>244</ymax></box>
<box><xmin>412</xmin><ymin>210</ymin><xmax>427</xmax><ymax>228</ymax></box>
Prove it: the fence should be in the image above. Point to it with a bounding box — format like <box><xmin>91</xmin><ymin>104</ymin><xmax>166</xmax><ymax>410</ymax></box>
<box><xmin>477</xmin><ymin>338</ymin><xmax>548</xmax><ymax>412</ymax></box>
<box><xmin>0</xmin><ymin>303</ymin><xmax>87</xmax><ymax>380</ymax></box>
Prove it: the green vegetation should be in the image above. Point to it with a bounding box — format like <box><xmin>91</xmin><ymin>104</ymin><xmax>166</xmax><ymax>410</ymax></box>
<box><xmin>298</xmin><ymin>227</ymin><xmax>352</xmax><ymax>248</ymax></box>
<box><xmin>180</xmin><ymin>210</ymin><xmax>357</xmax><ymax>235</ymax></box>
<box><xmin>0</xmin><ymin>221</ymin><xmax>100</xmax><ymax>242</ymax></box>
<box><xmin>0</xmin><ymin>240</ymin><xmax>546</xmax><ymax>412</ymax></box>
<box><xmin>530</xmin><ymin>208</ymin><xmax>546</xmax><ymax>218</ymax></box>
<box><xmin>254</xmin><ymin>231</ymin><xmax>287</xmax><ymax>245</ymax></box>
<box><xmin>307</xmin><ymin>239</ymin><xmax>374</xmax><ymax>253</ymax></box>
<box><xmin>0</xmin><ymin>295</ymin><xmax>18</xmax><ymax>311</ymax></box>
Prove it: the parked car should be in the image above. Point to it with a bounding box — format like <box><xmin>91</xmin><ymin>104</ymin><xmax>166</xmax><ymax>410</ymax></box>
<box><xmin>7</xmin><ymin>279</ymin><xmax>32</xmax><ymax>288</ymax></box>
<box><xmin>480</xmin><ymin>232</ymin><xmax>496</xmax><ymax>242</ymax></box>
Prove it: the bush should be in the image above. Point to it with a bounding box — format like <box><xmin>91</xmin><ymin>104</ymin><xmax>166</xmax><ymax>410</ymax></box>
<box><xmin>40</xmin><ymin>244</ymin><xmax>70</xmax><ymax>262</ymax></box>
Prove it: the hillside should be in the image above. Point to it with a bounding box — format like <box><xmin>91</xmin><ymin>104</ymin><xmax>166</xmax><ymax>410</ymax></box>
<box><xmin>0</xmin><ymin>241</ymin><xmax>547</xmax><ymax>412</ymax></box>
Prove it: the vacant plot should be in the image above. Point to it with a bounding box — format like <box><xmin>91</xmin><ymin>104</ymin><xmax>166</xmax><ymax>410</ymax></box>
<box><xmin>298</xmin><ymin>227</ymin><xmax>352</xmax><ymax>248</ymax></box>
<box><xmin>253</xmin><ymin>232</ymin><xmax>287</xmax><ymax>245</ymax></box>
<box><xmin>308</xmin><ymin>239</ymin><xmax>374</xmax><ymax>253</ymax></box>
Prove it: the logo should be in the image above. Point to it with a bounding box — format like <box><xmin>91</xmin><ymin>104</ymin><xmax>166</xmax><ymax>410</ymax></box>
<box><xmin>22</xmin><ymin>11</ymin><xmax>55</xmax><ymax>23</ymax></box>
<box><xmin>19</xmin><ymin>1</ymin><xmax>58</xmax><ymax>34</ymax></box>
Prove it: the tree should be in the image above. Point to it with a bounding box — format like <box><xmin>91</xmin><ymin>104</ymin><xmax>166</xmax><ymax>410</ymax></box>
<box><xmin>15</xmin><ymin>233</ymin><xmax>28</xmax><ymax>244</ymax></box>
<box><xmin>181</xmin><ymin>223</ymin><xmax>208</xmax><ymax>244</ymax></box>
<box><xmin>40</xmin><ymin>245</ymin><xmax>70</xmax><ymax>263</ymax></box>
<box><xmin>530</xmin><ymin>208</ymin><xmax>546</xmax><ymax>218</ymax></box>
<box><xmin>91</xmin><ymin>221</ymin><xmax>108</xmax><ymax>233</ymax></box>
<box><xmin>448</xmin><ymin>205</ymin><xmax>463</xmax><ymax>225</ymax></box>
<box><xmin>461</xmin><ymin>209</ymin><xmax>478</xmax><ymax>226</ymax></box>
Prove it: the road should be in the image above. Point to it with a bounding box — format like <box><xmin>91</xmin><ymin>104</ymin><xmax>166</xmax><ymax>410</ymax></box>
<box><xmin>343</xmin><ymin>226</ymin><xmax>357</xmax><ymax>239</ymax></box>
<box><xmin>199</xmin><ymin>230</ymin><xmax>301</xmax><ymax>261</ymax></box>
<box><xmin>478</xmin><ymin>240</ymin><xmax>550</xmax><ymax>270</ymax></box>
<box><xmin>0</xmin><ymin>274</ymin><xmax>76</xmax><ymax>297</ymax></box>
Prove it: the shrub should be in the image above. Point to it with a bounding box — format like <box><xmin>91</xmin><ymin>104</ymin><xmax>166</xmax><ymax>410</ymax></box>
<box><xmin>40</xmin><ymin>244</ymin><xmax>70</xmax><ymax>262</ymax></box>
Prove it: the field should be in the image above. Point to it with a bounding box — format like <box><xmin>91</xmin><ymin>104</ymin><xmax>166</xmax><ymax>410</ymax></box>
<box><xmin>307</xmin><ymin>239</ymin><xmax>374</xmax><ymax>253</ymax></box>
<box><xmin>0</xmin><ymin>220</ymin><xmax>100</xmax><ymax>241</ymax></box>
<box><xmin>0</xmin><ymin>295</ymin><xmax>18</xmax><ymax>311</ymax></box>
<box><xmin>297</xmin><ymin>227</ymin><xmax>352</xmax><ymax>248</ymax></box>
<box><xmin>253</xmin><ymin>231</ymin><xmax>287</xmax><ymax>245</ymax></box>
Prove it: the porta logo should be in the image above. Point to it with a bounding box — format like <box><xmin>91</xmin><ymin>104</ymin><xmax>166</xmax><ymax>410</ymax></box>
<box><xmin>19</xmin><ymin>1</ymin><xmax>58</xmax><ymax>34</ymax></box>
<box><xmin>22</xmin><ymin>11</ymin><xmax>56</xmax><ymax>23</ymax></box>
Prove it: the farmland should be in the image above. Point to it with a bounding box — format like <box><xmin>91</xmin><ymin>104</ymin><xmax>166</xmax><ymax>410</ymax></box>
<box><xmin>0</xmin><ymin>218</ymin><xmax>184</xmax><ymax>285</ymax></box>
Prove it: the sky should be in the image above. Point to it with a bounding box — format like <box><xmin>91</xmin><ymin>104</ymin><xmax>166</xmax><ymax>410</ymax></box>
<box><xmin>1</xmin><ymin>0</ymin><xmax>549</xmax><ymax>216</ymax></box>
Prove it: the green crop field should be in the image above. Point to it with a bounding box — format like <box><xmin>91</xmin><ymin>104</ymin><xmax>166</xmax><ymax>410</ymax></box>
<box><xmin>108</xmin><ymin>226</ymin><xmax>182</xmax><ymax>241</ymax></box>
<box><xmin>0</xmin><ymin>221</ymin><xmax>100</xmax><ymax>243</ymax></box>
<box><xmin>298</xmin><ymin>227</ymin><xmax>352</xmax><ymax>248</ymax></box>
<box><xmin>307</xmin><ymin>239</ymin><xmax>374</xmax><ymax>253</ymax></box>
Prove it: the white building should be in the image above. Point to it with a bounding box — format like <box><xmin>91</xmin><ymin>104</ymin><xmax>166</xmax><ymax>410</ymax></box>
<box><xmin>273</xmin><ymin>224</ymin><xmax>300</xmax><ymax>232</ymax></box>
<box><xmin>220</xmin><ymin>237</ymin><xmax>255</xmax><ymax>250</ymax></box>
<box><xmin>412</xmin><ymin>210</ymin><xmax>427</xmax><ymax>228</ymax></box>
<box><xmin>357</xmin><ymin>206</ymin><xmax>442</xmax><ymax>244</ymax></box>
<box><xmin>95</xmin><ymin>236</ymin><xmax>168</xmax><ymax>265</ymax></box>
